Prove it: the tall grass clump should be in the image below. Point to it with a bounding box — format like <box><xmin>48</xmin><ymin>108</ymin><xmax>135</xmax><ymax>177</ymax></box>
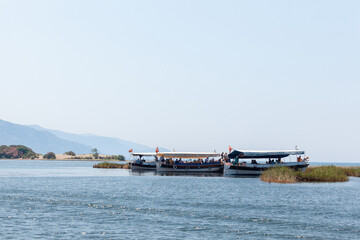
<box><xmin>298</xmin><ymin>166</ymin><xmax>348</xmax><ymax>182</ymax></box>
<box><xmin>93</xmin><ymin>162</ymin><xmax>130</xmax><ymax>169</ymax></box>
<box><xmin>260</xmin><ymin>166</ymin><xmax>298</xmax><ymax>183</ymax></box>
<box><xmin>260</xmin><ymin>166</ymin><xmax>355</xmax><ymax>183</ymax></box>
<box><xmin>342</xmin><ymin>167</ymin><xmax>360</xmax><ymax>177</ymax></box>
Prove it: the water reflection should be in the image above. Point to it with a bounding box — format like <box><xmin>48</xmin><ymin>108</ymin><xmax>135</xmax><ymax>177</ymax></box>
<box><xmin>130</xmin><ymin>170</ymin><xmax>223</xmax><ymax>177</ymax></box>
<box><xmin>156</xmin><ymin>172</ymin><xmax>223</xmax><ymax>177</ymax></box>
<box><xmin>225</xmin><ymin>175</ymin><xmax>259</xmax><ymax>178</ymax></box>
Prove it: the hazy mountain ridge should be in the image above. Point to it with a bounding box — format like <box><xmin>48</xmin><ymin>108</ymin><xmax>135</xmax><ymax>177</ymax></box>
<box><xmin>28</xmin><ymin>125</ymin><xmax>165</xmax><ymax>155</ymax></box>
<box><xmin>0</xmin><ymin>119</ymin><xmax>167</xmax><ymax>156</ymax></box>
<box><xmin>0</xmin><ymin>119</ymin><xmax>92</xmax><ymax>154</ymax></box>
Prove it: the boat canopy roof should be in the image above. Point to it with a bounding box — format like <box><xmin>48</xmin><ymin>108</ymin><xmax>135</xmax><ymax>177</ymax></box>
<box><xmin>228</xmin><ymin>150</ymin><xmax>305</xmax><ymax>159</ymax></box>
<box><xmin>157</xmin><ymin>152</ymin><xmax>220</xmax><ymax>159</ymax></box>
<box><xmin>132</xmin><ymin>152</ymin><xmax>157</xmax><ymax>157</ymax></box>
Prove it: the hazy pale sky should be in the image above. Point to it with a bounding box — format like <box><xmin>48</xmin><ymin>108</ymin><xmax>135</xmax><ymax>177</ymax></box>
<box><xmin>0</xmin><ymin>0</ymin><xmax>359</xmax><ymax>161</ymax></box>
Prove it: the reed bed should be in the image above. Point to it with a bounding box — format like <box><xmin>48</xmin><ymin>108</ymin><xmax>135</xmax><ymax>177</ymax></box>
<box><xmin>342</xmin><ymin>167</ymin><xmax>360</xmax><ymax>177</ymax></box>
<box><xmin>261</xmin><ymin>166</ymin><xmax>354</xmax><ymax>183</ymax></box>
<box><xmin>299</xmin><ymin>166</ymin><xmax>348</xmax><ymax>182</ymax></box>
<box><xmin>260</xmin><ymin>167</ymin><xmax>298</xmax><ymax>183</ymax></box>
<box><xmin>93</xmin><ymin>162</ymin><xmax>130</xmax><ymax>169</ymax></box>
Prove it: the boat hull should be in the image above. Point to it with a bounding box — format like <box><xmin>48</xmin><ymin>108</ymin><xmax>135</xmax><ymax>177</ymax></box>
<box><xmin>224</xmin><ymin>162</ymin><xmax>309</xmax><ymax>176</ymax></box>
<box><xmin>131</xmin><ymin>162</ymin><xmax>156</xmax><ymax>171</ymax></box>
<box><xmin>156</xmin><ymin>162</ymin><xmax>223</xmax><ymax>173</ymax></box>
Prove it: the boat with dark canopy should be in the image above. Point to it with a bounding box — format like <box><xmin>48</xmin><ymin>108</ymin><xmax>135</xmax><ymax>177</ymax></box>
<box><xmin>224</xmin><ymin>149</ymin><xmax>309</xmax><ymax>176</ymax></box>
<box><xmin>156</xmin><ymin>152</ymin><xmax>223</xmax><ymax>173</ymax></box>
<box><xmin>130</xmin><ymin>152</ymin><xmax>157</xmax><ymax>170</ymax></box>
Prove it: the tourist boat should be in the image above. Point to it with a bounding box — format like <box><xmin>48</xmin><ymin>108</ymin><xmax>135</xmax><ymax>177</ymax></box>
<box><xmin>156</xmin><ymin>152</ymin><xmax>223</xmax><ymax>173</ymax></box>
<box><xmin>224</xmin><ymin>149</ymin><xmax>309</xmax><ymax>176</ymax></box>
<box><xmin>130</xmin><ymin>152</ymin><xmax>157</xmax><ymax>170</ymax></box>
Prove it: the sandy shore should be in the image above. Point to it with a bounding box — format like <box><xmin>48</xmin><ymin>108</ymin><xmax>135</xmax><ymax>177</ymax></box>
<box><xmin>1</xmin><ymin>154</ymin><xmax>128</xmax><ymax>162</ymax></box>
<box><xmin>0</xmin><ymin>158</ymin><xmax>130</xmax><ymax>162</ymax></box>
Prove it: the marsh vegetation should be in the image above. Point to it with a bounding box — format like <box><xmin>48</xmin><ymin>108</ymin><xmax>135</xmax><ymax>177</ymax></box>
<box><xmin>261</xmin><ymin>166</ymin><xmax>360</xmax><ymax>183</ymax></box>
<box><xmin>93</xmin><ymin>162</ymin><xmax>130</xmax><ymax>169</ymax></box>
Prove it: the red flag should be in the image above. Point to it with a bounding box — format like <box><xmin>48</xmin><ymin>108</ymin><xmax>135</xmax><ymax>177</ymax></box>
<box><xmin>128</xmin><ymin>149</ymin><xmax>133</xmax><ymax>153</ymax></box>
<box><xmin>155</xmin><ymin>147</ymin><xmax>159</xmax><ymax>153</ymax></box>
<box><xmin>228</xmin><ymin>146</ymin><xmax>232</xmax><ymax>153</ymax></box>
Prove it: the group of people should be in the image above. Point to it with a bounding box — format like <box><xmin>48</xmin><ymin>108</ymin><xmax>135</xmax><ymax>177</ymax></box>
<box><xmin>266</xmin><ymin>158</ymin><xmax>283</xmax><ymax>164</ymax></box>
<box><xmin>220</xmin><ymin>152</ymin><xmax>230</xmax><ymax>162</ymax></box>
<box><xmin>297</xmin><ymin>156</ymin><xmax>309</xmax><ymax>162</ymax></box>
<box><xmin>161</xmin><ymin>157</ymin><xmax>221</xmax><ymax>165</ymax></box>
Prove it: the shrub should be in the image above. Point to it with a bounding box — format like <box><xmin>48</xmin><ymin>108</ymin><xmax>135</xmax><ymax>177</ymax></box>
<box><xmin>115</xmin><ymin>155</ymin><xmax>125</xmax><ymax>161</ymax></box>
<box><xmin>65</xmin><ymin>151</ymin><xmax>76</xmax><ymax>156</ymax></box>
<box><xmin>0</xmin><ymin>145</ymin><xmax>37</xmax><ymax>159</ymax></box>
<box><xmin>103</xmin><ymin>155</ymin><xmax>125</xmax><ymax>161</ymax></box>
<box><xmin>43</xmin><ymin>152</ymin><xmax>56</xmax><ymax>159</ymax></box>
<box><xmin>16</xmin><ymin>145</ymin><xmax>37</xmax><ymax>159</ymax></box>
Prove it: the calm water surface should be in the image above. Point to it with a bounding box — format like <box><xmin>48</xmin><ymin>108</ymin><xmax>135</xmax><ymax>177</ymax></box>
<box><xmin>0</xmin><ymin>160</ymin><xmax>359</xmax><ymax>239</ymax></box>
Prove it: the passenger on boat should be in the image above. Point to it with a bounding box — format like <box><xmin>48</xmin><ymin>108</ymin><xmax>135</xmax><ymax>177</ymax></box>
<box><xmin>224</xmin><ymin>153</ymin><xmax>230</xmax><ymax>162</ymax></box>
<box><xmin>251</xmin><ymin>159</ymin><xmax>258</xmax><ymax>164</ymax></box>
<box><xmin>297</xmin><ymin>156</ymin><xmax>302</xmax><ymax>162</ymax></box>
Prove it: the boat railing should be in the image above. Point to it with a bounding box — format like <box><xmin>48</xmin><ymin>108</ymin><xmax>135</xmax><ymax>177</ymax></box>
<box><xmin>173</xmin><ymin>161</ymin><xmax>222</xmax><ymax>165</ymax></box>
<box><xmin>162</xmin><ymin>160</ymin><xmax>223</xmax><ymax>166</ymax></box>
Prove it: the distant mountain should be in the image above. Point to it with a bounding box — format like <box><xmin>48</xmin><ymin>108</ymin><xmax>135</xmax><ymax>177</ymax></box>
<box><xmin>0</xmin><ymin>118</ymin><xmax>166</xmax><ymax>156</ymax></box>
<box><xmin>28</xmin><ymin>125</ymin><xmax>166</xmax><ymax>156</ymax></box>
<box><xmin>0</xmin><ymin>119</ymin><xmax>92</xmax><ymax>154</ymax></box>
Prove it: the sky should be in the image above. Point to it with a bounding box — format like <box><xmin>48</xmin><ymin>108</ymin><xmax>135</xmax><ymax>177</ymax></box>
<box><xmin>0</xmin><ymin>0</ymin><xmax>359</xmax><ymax>162</ymax></box>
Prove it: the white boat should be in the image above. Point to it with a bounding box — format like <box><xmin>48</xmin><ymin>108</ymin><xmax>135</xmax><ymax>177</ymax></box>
<box><xmin>156</xmin><ymin>152</ymin><xmax>223</xmax><ymax>173</ymax></box>
<box><xmin>130</xmin><ymin>152</ymin><xmax>157</xmax><ymax>170</ymax></box>
<box><xmin>224</xmin><ymin>149</ymin><xmax>309</xmax><ymax>176</ymax></box>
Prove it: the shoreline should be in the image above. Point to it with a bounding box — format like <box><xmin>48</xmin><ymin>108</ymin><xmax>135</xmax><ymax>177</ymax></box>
<box><xmin>0</xmin><ymin>159</ymin><xmax>359</xmax><ymax>165</ymax></box>
<box><xmin>0</xmin><ymin>153</ymin><xmax>128</xmax><ymax>162</ymax></box>
<box><xmin>0</xmin><ymin>158</ymin><xmax>130</xmax><ymax>162</ymax></box>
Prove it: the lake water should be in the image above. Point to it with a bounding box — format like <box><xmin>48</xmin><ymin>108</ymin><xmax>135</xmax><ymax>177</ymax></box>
<box><xmin>1</xmin><ymin>160</ymin><xmax>359</xmax><ymax>239</ymax></box>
